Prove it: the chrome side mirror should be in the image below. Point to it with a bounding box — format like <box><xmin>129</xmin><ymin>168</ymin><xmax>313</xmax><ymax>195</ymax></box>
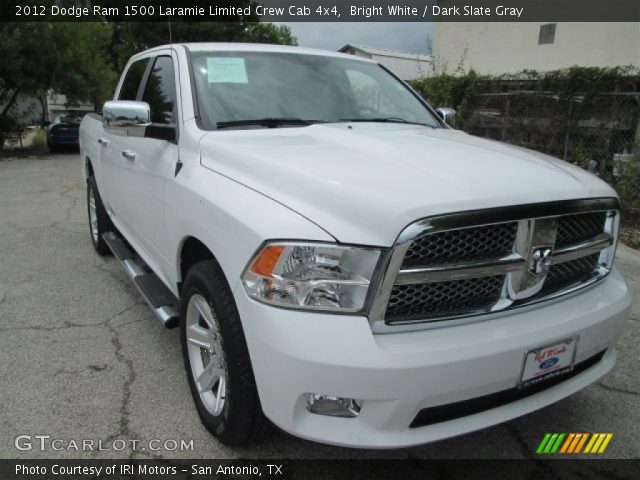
<box><xmin>103</xmin><ymin>101</ymin><xmax>150</xmax><ymax>137</ymax></box>
<box><xmin>435</xmin><ymin>107</ymin><xmax>457</xmax><ymax>127</ymax></box>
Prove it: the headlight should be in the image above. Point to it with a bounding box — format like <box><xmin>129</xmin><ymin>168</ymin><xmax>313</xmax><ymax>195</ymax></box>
<box><xmin>242</xmin><ymin>242</ymin><xmax>381</xmax><ymax>312</ymax></box>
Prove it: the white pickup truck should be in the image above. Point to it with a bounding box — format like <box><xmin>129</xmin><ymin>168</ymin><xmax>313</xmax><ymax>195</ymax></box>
<box><xmin>80</xmin><ymin>43</ymin><xmax>631</xmax><ymax>448</ymax></box>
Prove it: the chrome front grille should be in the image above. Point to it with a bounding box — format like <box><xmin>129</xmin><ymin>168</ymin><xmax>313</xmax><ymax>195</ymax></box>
<box><xmin>556</xmin><ymin>212</ymin><xmax>607</xmax><ymax>248</ymax></box>
<box><xmin>402</xmin><ymin>222</ymin><xmax>518</xmax><ymax>267</ymax></box>
<box><xmin>369</xmin><ymin>198</ymin><xmax>619</xmax><ymax>332</ymax></box>
<box><xmin>386</xmin><ymin>275</ymin><xmax>505</xmax><ymax>322</ymax></box>
<box><xmin>541</xmin><ymin>253</ymin><xmax>601</xmax><ymax>295</ymax></box>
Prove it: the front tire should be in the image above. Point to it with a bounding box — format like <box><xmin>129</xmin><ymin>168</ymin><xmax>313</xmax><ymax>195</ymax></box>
<box><xmin>87</xmin><ymin>175</ymin><xmax>112</xmax><ymax>255</ymax></box>
<box><xmin>180</xmin><ymin>260</ymin><xmax>272</xmax><ymax>446</ymax></box>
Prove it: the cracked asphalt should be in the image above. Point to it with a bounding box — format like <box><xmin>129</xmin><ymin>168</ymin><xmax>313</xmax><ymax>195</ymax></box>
<box><xmin>0</xmin><ymin>153</ymin><xmax>638</xmax><ymax>460</ymax></box>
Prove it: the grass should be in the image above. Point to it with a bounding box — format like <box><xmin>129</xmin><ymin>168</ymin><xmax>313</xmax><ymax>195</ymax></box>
<box><xmin>30</xmin><ymin>128</ymin><xmax>47</xmax><ymax>150</ymax></box>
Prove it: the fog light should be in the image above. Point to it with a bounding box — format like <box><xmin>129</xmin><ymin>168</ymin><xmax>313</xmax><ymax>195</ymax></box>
<box><xmin>305</xmin><ymin>394</ymin><xmax>362</xmax><ymax>418</ymax></box>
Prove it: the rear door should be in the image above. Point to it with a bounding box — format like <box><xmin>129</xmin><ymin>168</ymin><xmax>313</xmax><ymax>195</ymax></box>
<box><xmin>106</xmin><ymin>52</ymin><xmax>180</xmax><ymax>264</ymax></box>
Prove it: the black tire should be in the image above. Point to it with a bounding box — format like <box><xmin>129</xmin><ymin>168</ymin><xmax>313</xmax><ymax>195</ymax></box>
<box><xmin>180</xmin><ymin>260</ymin><xmax>272</xmax><ymax>446</ymax></box>
<box><xmin>87</xmin><ymin>175</ymin><xmax>113</xmax><ymax>255</ymax></box>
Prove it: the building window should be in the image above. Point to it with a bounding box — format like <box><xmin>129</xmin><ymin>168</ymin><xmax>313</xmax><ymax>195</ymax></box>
<box><xmin>538</xmin><ymin>23</ymin><xmax>556</xmax><ymax>45</ymax></box>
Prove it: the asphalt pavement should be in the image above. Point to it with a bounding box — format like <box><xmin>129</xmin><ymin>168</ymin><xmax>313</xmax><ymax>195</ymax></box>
<box><xmin>0</xmin><ymin>152</ymin><xmax>638</xmax><ymax>460</ymax></box>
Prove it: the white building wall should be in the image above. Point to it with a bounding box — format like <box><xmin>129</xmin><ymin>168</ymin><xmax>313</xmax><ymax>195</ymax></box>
<box><xmin>434</xmin><ymin>22</ymin><xmax>640</xmax><ymax>75</ymax></box>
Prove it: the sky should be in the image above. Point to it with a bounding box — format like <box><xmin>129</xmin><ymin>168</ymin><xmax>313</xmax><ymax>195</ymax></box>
<box><xmin>275</xmin><ymin>22</ymin><xmax>434</xmax><ymax>54</ymax></box>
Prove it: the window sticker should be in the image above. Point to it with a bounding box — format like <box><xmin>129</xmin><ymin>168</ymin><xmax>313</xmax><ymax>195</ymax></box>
<box><xmin>206</xmin><ymin>57</ymin><xmax>248</xmax><ymax>84</ymax></box>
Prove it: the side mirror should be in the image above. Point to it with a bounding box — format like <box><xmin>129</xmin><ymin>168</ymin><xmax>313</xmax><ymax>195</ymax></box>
<box><xmin>102</xmin><ymin>100</ymin><xmax>176</xmax><ymax>142</ymax></box>
<box><xmin>103</xmin><ymin>100</ymin><xmax>150</xmax><ymax>137</ymax></box>
<box><xmin>435</xmin><ymin>107</ymin><xmax>457</xmax><ymax>127</ymax></box>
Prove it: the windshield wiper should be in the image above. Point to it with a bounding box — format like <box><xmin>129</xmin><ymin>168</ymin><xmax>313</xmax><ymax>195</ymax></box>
<box><xmin>216</xmin><ymin>118</ymin><xmax>320</xmax><ymax>129</ymax></box>
<box><xmin>338</xmin><ymin>117</ymin><xmax>437</xmax><ymax>128</ymax></box>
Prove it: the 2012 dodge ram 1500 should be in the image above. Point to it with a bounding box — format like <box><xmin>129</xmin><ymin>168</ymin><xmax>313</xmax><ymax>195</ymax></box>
<box><xmin>79</xmin><ymin>43</ymin><xmax>631</xmax><ymax>448</ymax></box>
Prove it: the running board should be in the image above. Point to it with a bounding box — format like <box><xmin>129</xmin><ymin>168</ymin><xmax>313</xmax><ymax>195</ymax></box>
<box><xmin>103</xmin><ymin>232</ymin><xmax>179</xmax><ymax>329</ymax></box>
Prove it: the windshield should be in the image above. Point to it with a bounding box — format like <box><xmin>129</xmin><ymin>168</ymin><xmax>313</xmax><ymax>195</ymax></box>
<box><xmin>190</xmin><ymin>51</ymin><xmax>441</xmax><ymax>129</ymax></box>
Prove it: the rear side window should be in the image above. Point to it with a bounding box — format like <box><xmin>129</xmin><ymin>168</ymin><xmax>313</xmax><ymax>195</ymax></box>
<box><xmin>118</xmin><ymin>58</ymin><xmax>149</xmax><ymax>101</ymax></box>
<box><xmin>142</xmin><ymin>56</ymin><xmax>177</xmax><ymax>124</ymax></box>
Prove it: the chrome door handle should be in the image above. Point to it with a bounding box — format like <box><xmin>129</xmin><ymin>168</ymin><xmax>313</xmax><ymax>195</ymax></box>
<box><xmin>121</xmin><ymin>150</ymin><xmax>136</xmax><ymax>161</ymax></box>
<box><xmin>98</xmin><ymin>137</ymin><xmax>109</xmax><ymax>145</ymax></box>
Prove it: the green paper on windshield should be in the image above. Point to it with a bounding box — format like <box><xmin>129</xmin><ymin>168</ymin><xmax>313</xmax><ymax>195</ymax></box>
<box><xmin>207</xmin><ymin>57</ymin><xmax>248</xmax><ymax>84</ymax></box>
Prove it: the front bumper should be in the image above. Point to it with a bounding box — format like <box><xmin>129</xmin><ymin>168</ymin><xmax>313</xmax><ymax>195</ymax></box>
<box><xmin>233</xmin><ymin>267</ymin><xmax>631</xmax><ymax>449</ymax></box>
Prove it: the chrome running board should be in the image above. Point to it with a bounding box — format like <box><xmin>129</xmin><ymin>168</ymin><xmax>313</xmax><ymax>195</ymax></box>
<box><xmin>103</xmin><ymin>232</ymin><xmax>179</xmax><ymax>329</ymax></box>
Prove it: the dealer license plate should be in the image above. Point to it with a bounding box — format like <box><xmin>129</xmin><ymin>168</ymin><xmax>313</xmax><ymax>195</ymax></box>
<box><xmin>519</xmin><ymin>337</ymin><xmax>578</xmax><ymax>388</ymax></box>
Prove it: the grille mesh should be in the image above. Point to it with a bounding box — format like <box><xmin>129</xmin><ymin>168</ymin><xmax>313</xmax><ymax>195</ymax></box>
<box><xmin>385</xmin><ymin>276</ymin><xmax>504</xmax><ymax>322</ymax></box>
<box><xmin>542</xmin><ymin>253</ymin><xmax>600</xmax><ymax>294</ymax></box>
<box><xmin>402</xmin><ymin>222</ymin><xmax>518</xmax><ymax>267</ymax></box>
<box><xmin>555</xmin><ymin>212</ymin><xmax>607</xmax><ymax>248</ymax></box>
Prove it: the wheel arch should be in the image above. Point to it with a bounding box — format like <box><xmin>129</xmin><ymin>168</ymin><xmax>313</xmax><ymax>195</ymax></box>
<box><xmin>177</xmin><ymin>236</ymin><xmax>217</xmax><ymax>293</ymax></box>
<box><xmin>84</xmin><ymin>156</ymin><xmax>94</xmax><ymax>181</ymax></box>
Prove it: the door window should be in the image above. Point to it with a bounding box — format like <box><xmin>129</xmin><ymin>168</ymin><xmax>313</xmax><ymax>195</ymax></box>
<box><xmin>118</xmin><ymin>58</ymin><xmax>150</xmax><ymax>101</ymax></box>
<box><xmin>142</xmin><ymin>56</ymin><xmax>177</xmax><ymax>124</ymax></box>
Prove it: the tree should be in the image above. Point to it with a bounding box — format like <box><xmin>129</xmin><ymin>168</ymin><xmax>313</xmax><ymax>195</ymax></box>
<box><xmin>0</xmin><ymin>24</ymin><xmax>54</xmax><ymax>142</ymax></box>
<box><xmin>243</xmin><ymin>23</ymin><xmax>297</xmax><ymax>46</ymax></box>
<box><xmin>0</xmin><ymin>23</ymin><xmax>117</xmax><ymax>147</ymax></box>
<box><xmin>51</xmin><ymin>23</ymin><xmax>119</xmax><ymax>110</ymax></box>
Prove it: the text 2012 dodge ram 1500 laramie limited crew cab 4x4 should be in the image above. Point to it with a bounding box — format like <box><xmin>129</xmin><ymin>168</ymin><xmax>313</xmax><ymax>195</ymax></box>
<box><xmin>80</xmin><ymin>43</ymin><xmax>631</xmax><ymax>448</ymax></box>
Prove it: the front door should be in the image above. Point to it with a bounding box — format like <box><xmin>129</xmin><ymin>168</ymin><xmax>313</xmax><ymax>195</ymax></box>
<box><xmin>107</xmin><ymin>52</ymin><xmax>179</xmax><ymax>264</ymax></box>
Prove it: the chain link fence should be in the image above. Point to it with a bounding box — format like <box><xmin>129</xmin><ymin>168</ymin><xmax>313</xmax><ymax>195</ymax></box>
<box><xmin>462</xmin><ymin>91</ymin><xmax>640</xmax><ymax>175</ymax></box>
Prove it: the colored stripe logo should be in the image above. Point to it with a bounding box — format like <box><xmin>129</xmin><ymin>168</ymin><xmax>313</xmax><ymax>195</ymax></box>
<box><xmin>536</xmin><ymin>433</ymin><xmax>613</xmax><ymax>454</ymax></box>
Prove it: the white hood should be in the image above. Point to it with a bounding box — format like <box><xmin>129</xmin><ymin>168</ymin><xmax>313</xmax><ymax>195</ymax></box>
<box><xmin>200</xmin><ymin>123</ymin><xmax>616</xmax><ymax>246</ymax></box>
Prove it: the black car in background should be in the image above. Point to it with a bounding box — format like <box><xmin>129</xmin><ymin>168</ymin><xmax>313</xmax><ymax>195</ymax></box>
<box><xmin>47</xmin><ymin>113</ymin><xmax>84</xmax><ymax>152</ymax></box>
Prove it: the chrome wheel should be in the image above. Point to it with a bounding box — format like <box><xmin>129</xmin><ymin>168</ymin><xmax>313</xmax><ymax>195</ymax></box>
<box><xmin>88</xmin><ymin>187</ymin><xmax>98</xmax><ymax>243</ymax></box>
<box><xmin>185</xmin><ymin>294</ymin><xmax>228</xmax><ymax>416</ymax></box>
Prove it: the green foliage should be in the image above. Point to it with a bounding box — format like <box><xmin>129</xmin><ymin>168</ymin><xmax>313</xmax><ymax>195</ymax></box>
<box><xmin>30</xmin><ymin>128</ymin><xmax>47</xmax><ymax>150</ymax></box>
<box><xmin>492</xmin><ymin>66</ymin><xmax>640</xmax><ymax>96</ymax></box>
<box><xmin>409</xmin><ymin>74</ymin><xmax>461</xmax><ymax>109</ymax></box>
<box><xmin>55</xmin><ymin>23</ymin><xmax>119</xmax><ymax>110</ymax></box>
<box><xmin>0</xmin><ymin>23</ymin><xmax>117</xmax><ymax>145</ymax></box>
<box><xmin>411</xmin><ymin>66</ymin><xmax>640</xmax><ymax>120</ymax></box>
<box><xmin>409</xmin><ymin>70</ymin><xmax>484</xmax><ymax>129</ymax></box>
<box><xmin>628</xmin><ymin>234</ymin><xmax>640</xmax><ymax>249</ymax></box>
<box><xmin>613</xmin><ymin>156</ymin><xmax>640</xmax><ymax>214</ymax></box>
<box><xmin>243</xmin><ymin>23</ymin><xmax>298</xmax><ymax>46</ymax></box>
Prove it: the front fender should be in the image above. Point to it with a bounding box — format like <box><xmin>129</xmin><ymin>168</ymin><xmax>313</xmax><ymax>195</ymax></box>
<box><xmin>164</xmin><ymin>162</ymin><xmax>335</xmax><ymax>294</ymax></box>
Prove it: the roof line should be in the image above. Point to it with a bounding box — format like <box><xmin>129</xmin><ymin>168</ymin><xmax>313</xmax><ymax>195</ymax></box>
<box><xmin>339</xmin><ymin>44</ymin><xmax>431</xmax><ymax>61</ymax></box>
